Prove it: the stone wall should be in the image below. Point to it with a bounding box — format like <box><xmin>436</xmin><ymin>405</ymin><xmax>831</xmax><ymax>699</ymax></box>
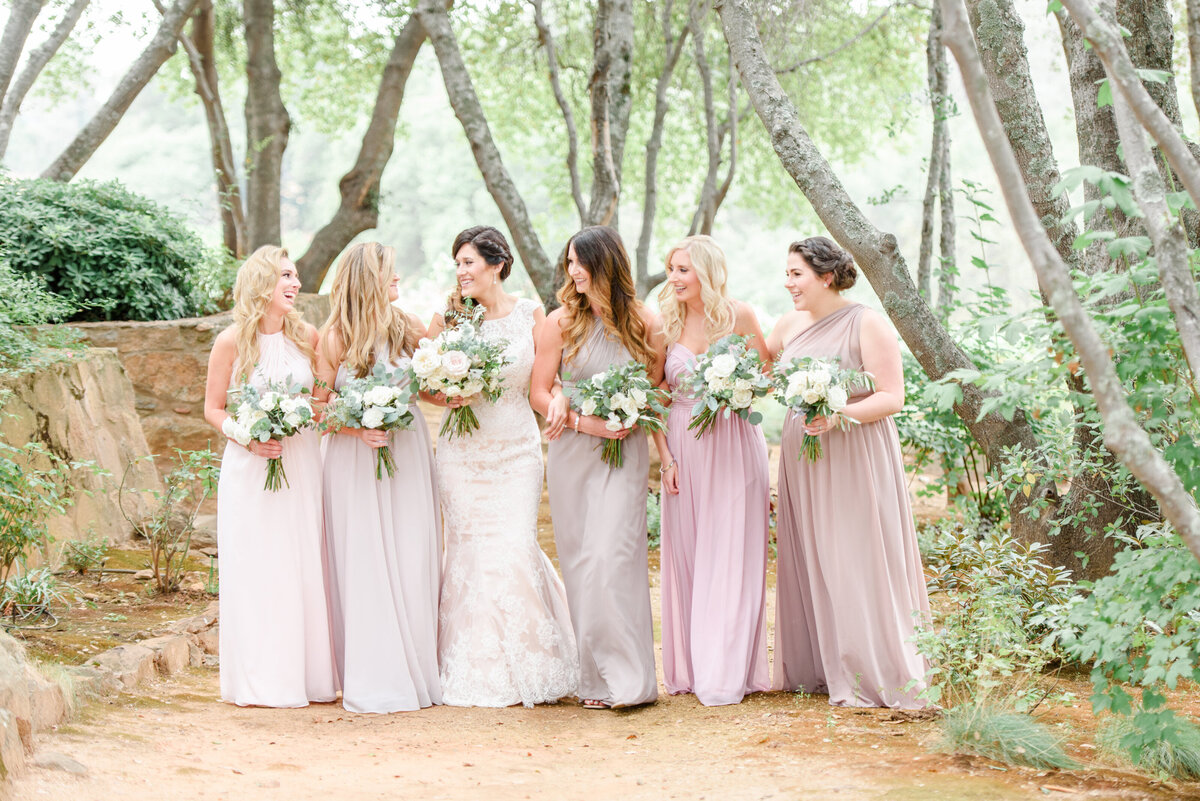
<box><xmin>0</xmin><ymin>351</ymin><xmax>162</xmax><ymax>551</ymax></box>
<box><xmin>69</xmin><ymin>294</ymin><xmax>331</xmax><ymax>461</ymax></box>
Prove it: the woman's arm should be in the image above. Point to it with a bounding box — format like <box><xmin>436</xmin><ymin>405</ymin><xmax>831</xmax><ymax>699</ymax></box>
<box><xmin>652</xmin><ymin>429</ymin><xmax>678</xmax><ymax>494</ymax></box>
<box><xmin>313</xmin><ymin>327</ymin><xmax>341</xmax><ymax>404</ymax></box>
<box><xmin>733</xmin><ymin>300</ymin><xmax>771</xmax><ymax>366</ymax></box>
<box><xmin>531</xmin><ymin>309</ymin><xmax>627</xmax><ymax>440</ymax></box>
<box><xmin>805</xmin><ymin>311</ymin><xmax>904</xmax><ymax>434</ymax></box>
<box><xmin>642</xmin><ymin>307</ymin><xmax>667</xmax><ymax>386</ymax></box>
<box><xmin>203</xmin><ymin>328</ymin><xmax>281</xmax><ymax>458</ymax></box>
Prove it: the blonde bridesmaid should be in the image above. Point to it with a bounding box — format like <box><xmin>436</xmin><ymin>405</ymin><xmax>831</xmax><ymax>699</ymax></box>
<box><xmin>315</xmin><ymin>242</ymin><xmax>442</xmax><ymax>713</ymax></box>
<box><xmin>203</xmin><ymin>246</ymin><xmax>336</xmax><ymax>707</ymax></box>
<box><xmin>530</xmin><ymin>225</ymin><xmax>665</xmax><ymax>710</ymax></box>
<box><xmin>766</xmin><ymin>236</ymin><xmax>929</xmax><ymax>708</ymax></box>
<box><xmin>651</xmin><ymin>235</ymin><xmax>771</xmax><ymax>706</ymax></box>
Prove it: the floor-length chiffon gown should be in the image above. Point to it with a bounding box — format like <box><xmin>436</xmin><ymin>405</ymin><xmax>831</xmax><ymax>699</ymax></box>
<box><xmin>436</xmin><ymin>298</ymin><xmax>578</xmax><ymax>707</ymax></box>
<box><xmin>218</xmin><ymin>331</ymin><xmax>336</xmax><ymax>707</ymax></box>
<box><xmin>548</xmin><ymin>319</ymin><xmax>657</xmax><ymax>708</ymax></box>
<box><xmin>773</xmin><ymin>302</ymin><xmax>930</xmax><ymax>708</ymax></box>
<box><xmin>660</xmin><ymin>343</ymin><xmax>771</xmax><ymax>706</ymax></box>
<box><xmin>323</xmin><ymin>347</ymin><xmax>442</xmax><ymax>713</ymax></box>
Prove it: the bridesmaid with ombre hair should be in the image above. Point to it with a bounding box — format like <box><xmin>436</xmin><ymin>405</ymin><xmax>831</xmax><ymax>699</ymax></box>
<box><xmin>203</xmin><ymin>246</ymin><xmax>336</xmax><ymax>708</ymax></box>
<box><xmin>315</xmin><ymin>242</ymin><xmax>442</xmax><ymax>713</ymax></box>
<box><xmin>530</xmin><ymin>225</ymin><xmax>665</xmax><ymax>710</ymax></box>
<box><xmin>651</xmin><ymin>235</ymin><xmax>771</xmax><ymax>706</ymax></box>
<box><xmin>766</xmin><ymin>235</ymin><xmax>930</xmax><ymax>709</ymax></box>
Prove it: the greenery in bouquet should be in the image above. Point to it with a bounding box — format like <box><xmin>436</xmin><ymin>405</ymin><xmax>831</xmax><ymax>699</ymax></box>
<box><xmin>569</xmin><ymin>361</ymin><xmax>668</xmax><ymax>468</ymax></box>
<box><xmin>324</xmin><ymin>362</ymin><xmax>416</xmax><ymax>479</ymax></box>
<box><xmin>222</xmin><ymin>379</ymin><xmax>315</xmax><ymax>491</ymax></box>
<box><xmin>411</xmin><ymin>302</ymin><xmax>510</xmax><ymax>439</ymax></box>
<box><xmin>773</xmin><ymin>357</ymin><xmax>874</xmax><ymax>461</ymax></box>
<box><xmin>677</xmin><ymin>334</ymin><xmax>772</xmax><ymax>438</ymax></box>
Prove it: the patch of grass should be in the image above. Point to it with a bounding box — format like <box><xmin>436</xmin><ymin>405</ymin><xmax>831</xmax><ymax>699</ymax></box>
<box><xmin>1099</xmin><ymin>717</ymin><xmax>1200</xmax><ymax>781</ymax></box>
<box><xmin>940</xmin><ymin>704</ymin><xmax>1078</xmax><ymax>770</ymax></box>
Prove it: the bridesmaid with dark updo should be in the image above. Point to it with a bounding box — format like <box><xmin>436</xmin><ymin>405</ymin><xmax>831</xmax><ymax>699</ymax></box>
<box><xmin>765</xmin><ymin>235</ymin><xmax>930</xmax><ymax>709</ymax></box>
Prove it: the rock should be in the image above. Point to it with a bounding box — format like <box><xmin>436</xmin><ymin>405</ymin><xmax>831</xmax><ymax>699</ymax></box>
<box><xmin>85</xmin><ymin>644</ymin><xmax>156</xmax><ymax>690</ymax></box>
<box><xmin>139</xmin><ymin>636</ymin><xmax>190</xmax><ymax>676</ymax></box>
<box><xmin>61</xmin><ymin>665</ymin><xmax>110</xmax><ymax>697</ymax></box>
<box><xmin>187</xmin><ymin>641</ymin><xmax>204</xmax><ymax>667</ymax></box>
<box><xmin>198</xmin><ymin>546</ymin><xmax>218</xmax><ymax>558</ymax></box>
<box><xmin>197</xmin><ymin>628</ymin><xmax>219</xmax><ymax>655</ymax></box>
<box><xmin>168</xmin><ymin>602</ymin><xmax>218</xmax><ymax>635</ymax></box>
<box><xmin>0</xmin><ymin>708</ymin><xmax>26</xmax><ymax>779</ymax></box>
<box><xmin>32</xmin><ymin>751</ymin><xmax>88</xmax><ymax>776</ymax></box>
<box><xmin>133</xmin><ymin>569</ymin><xmax>154</xmax><ymax>581</ymax></box>
<box><xmin>186</xmin><ymin>582</ymin><xmax>206</xmax><ymax>593</ymax></box>
<box><xmin>28</xmin><ymin>679</ymin><xmax>66</xmax><ymax>732</ymax></box>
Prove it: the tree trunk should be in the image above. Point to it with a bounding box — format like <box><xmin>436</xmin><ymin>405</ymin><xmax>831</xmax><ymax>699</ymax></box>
<box><xmin>939</xmin><ymin>0</ymin><xmax>1200</xmax><ymax>568</ymax></box>
<box><xmin>181</xmin><ymin>0</ymin><xmax>244</xmax><ymax>258</ymax></box>
<box><xmin>934</xmin><ymin>128</ymin><xmax>956</xmax><ymax>312</ymax></box>
<box><xmin>0</xmin><ymin>0</ymin><xmax>88</xmax><ymax>159</ymax></box>
<box><xmin>296</xmin><ymin>14</ymin><xmax>426</xmax><ymax>292</ymax></box>
<box><xmin>917</xmin><ymin>3</ymin><xmax>947</xmax><ymax>302</ymax></box>
<box><xmin>243</xmin><ymin>0</ymin><xmax>289</xmax><ymax>249</ymax></box>
<box><xmin>531</xmin><ymin>0</ymin><xmax>586</xmax><ymax>223</ymax></box>
<box><xmin>585</xmin><ymin>0</ymin><xmax>634</xmax><ymax>227</ymax></box>
<box><xmin>688</xmin><ymin>17</ymin><xmax>721</xmax><ymax>237</ymax></box>
<box><xmin>0</xmin><ymin>0</ymin><xmax>43</xmax><ymax>106</ymax></box>
<box><xmin>634</xmin><ymin>0</ymin><xmax>694</xmax><ymax>298</ymax></box>
<box><xmin>1189</xmin><ymin>0</ymin><xmax>1200</xmax><ymax>121</ymax></box>
<box><xmin>41</xmin><ymin>0</ymin><xmax>199</xmax><ymax>182</ymax></box>
<box><xmin>416</xmin><ymin>0</ymin><xmax>556</xmax><ymax>303</ymax></box>
<box><xmin>716</xmin><ymin>0</ymin><xmax>1054</xmax><ymax>546</ymax></box>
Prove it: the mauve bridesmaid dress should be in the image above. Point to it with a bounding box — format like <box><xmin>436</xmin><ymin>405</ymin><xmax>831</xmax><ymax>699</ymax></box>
<box><xmin>660</xmin><ymin>342</ymin><xmax>771</xmax><ymax>706</ymax></box>
<box><xmin>773</xmin><ymin>302</ymin><xmax>930</xmax><ymax>708</ymax></box>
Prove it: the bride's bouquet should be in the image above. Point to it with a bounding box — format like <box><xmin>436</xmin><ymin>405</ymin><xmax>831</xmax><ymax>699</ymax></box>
<box><xmin>410</xmin><ymin>303</ymin><xmax>510</xmax><ymax>439</ymax></box>
<box><xmin>773</xmin><ymin>357</ymin><xmax>873</xmax><ymax>462</ymax></box>
<box><xmin>223</xmin><ymin>380</ymin><xmax>315</xmax><ymax>490</ymax></box>
<box><xmin>323</xmin><ymin>362</ymin><xmax>415</xmax><ymax>480</ymax></box>
<box><xmin>569</xmin><ymin>361</ymin><xmax>668</xmax><ymax>468</ymax></box>
<box><xmin>677</xmin><ymin>334</ymin><xmax>772</xmax><ymax>438</ymax></box>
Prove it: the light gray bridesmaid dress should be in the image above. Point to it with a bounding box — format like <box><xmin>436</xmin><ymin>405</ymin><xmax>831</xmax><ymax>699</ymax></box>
<box><xmin>548</xmin><ymin>319</ymin><xmax>658</xmax><ymax>708</ymax></box>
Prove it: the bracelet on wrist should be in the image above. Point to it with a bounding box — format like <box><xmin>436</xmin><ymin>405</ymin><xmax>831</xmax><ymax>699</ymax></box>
<box><xmin>573</xmin><ymin>413</ymin><xmax>580</xmax><ymax>432</ymax></box>
<box><xmin>659</xmin><ymin>459</ymin><xmax>676</xmax><ymax>474</ymax></box>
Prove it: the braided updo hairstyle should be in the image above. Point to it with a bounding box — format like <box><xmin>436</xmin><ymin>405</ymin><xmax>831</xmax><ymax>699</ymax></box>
<box><xmin>789</xmin><ymin>236</ymin><xmax>857</xmax><ymax>291</ymax></box>
<box><xmin>444</xmin><ymin>225</ymin><xmax>514</xmax><ymax>325</ymax></box>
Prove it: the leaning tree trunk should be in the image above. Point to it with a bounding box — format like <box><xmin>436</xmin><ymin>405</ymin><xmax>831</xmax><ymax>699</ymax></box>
<box><xmin>0</xmin><ymin>0</ymin><xmax>88</xmax><ymax>159</ymax></box>
<box><xmin>41</xmin><ymin>0</ymin><xmax>199</xmax><ymax>182</ymax></box>
<box><xmin>0</xmin><ymin>0</ymin><xmax>43</xmax><ymax>105</ymax></box>
<box><xmin>917</xmin><ymin>3</ymin><xmax>948</xmax><ymax>302</ymax></box>
<box><xmin>531</xmin><ymin>0</ymin><xmax>586</xmax><ymax>223</ymax></box>
<box><xmin>585</xmin><ymin>0</ymin><xmax>635</xmax><ymax>228</ymax></box>
<box><xmin>416</xmin><ymin>0</ymin><xmax>556</xmax><ymax>302</ymax></box>
<box><xmin>688</xmin><ymin>20</ymin><xmax>738</xmax><ymax>239</ymax></box>
<box><xmin>296</xmin><ymin>14</ymin><xmax>427</xmax><ymax>292</ymax></box>
<box><xmin>1189</xmin><ymin>0</ymin><xmax>1200</xmax><ymax>120</ymax></box>
<box><xmin>716</xmin><ymin>0</ymin><xmax>1054</xmax><ymax>546</ymax></box>
<box><xmin>243</xmin><ymin>0</ymin><xmax>290</xmax><ymax>249</ymax></box>
<box><xmin>934</xmin><ymin>134</ymin><xmax>956</xmax><ymax>313</ymax></box>
<box><xmin>939</xmin><ymin>0</ymin><xmax>1200</xmax><ymax>568</ymax></box>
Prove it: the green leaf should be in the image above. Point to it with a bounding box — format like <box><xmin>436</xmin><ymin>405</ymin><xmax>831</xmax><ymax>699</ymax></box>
<box><xmin>1096</xmin><ymin>79</ymin><xmax>1113</xmax><ymax>108</ymax></box>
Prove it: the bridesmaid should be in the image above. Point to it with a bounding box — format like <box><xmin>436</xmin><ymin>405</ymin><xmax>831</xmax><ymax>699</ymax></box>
<box><xmin>314</xmin><ymin>242</ymin><xmax>442</xmax><ymax>714</ymax></box>
<box><xmin>651</xmin><ymin>235</ymin><xmax>771</xmax><ymax>706</ymax></box>
<box><xmin>203</xmin><ymin>246</ymin><xmax>336</xmax><ymax>707</ymax></box>
<box><xmin>766</xmin><ymin>235</ymin><xmax>930</xmax><ymax>708</ymax></box>
<box><xmin>530</xmin><ymin>225</ymin><xmax>665</xmax><ymax>710</ymax></box>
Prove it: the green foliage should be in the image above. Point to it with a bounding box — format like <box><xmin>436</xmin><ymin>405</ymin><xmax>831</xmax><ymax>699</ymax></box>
<box><xmin>0</xmin><ymin>177</ymin><xmax>208</xmax><ymax>322</ymax></box>
<box><xmin>1</xmin><ymin>567</ymin><xmax>69</xmax><ymax>610</ymax></box>
<box><xmin>120</xmin><ymin>449</ymin><xmax>220</xmax><ymax>594</ymax></box>
<box><xmin>647</xmin><ymin>490</ymin><xmax>661</xmax><ymax>550</ymax></box>
<box><xmin>0</xmin><ymin>253</ymin><xmax>80</xmax><ymax>373</ymax></box>
<box><xmin>1099</xmin><ymin>716</ymin><xmax>1200</xmax><ymax>781</ymax></box>
<box><xmin>1052</xmin><ymin>525</ymin><xmax>1200</xmax><ymax>766</ymax></box>
<box><xmin>61</xmin><ymin>533</ymin><xmax>110</xmax><ymax>576</ymax></box>
<box><xmin>0</xmin><ymin>440</ymin><xmax>81</xmax><ymax>586</ymax></box>
<box><xmin>939</xmin><ymin>705</ymin><xmax>1078</xmax><ymax>770</ymax></box>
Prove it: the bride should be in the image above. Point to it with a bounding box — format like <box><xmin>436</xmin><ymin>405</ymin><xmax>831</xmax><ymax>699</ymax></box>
<box><xmin>427</xmin><ymin>225</ymin><xmax>579</xmax><ymax>708</ymax></box>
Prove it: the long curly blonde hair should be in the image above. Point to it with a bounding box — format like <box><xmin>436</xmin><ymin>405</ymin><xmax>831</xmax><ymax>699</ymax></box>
<box><xmin>320</xmin><ymin>242</ymin><xmax>417</xmax><ymax>378</ymax></box>
<box><xmin>556</xmin><ymin>226</ymin><xmax>655</xmax><ymax>368</ymax></box>
<box><xmin>231</xmin><ymin>246</ymin><xmax>315</xmax><ymax>383</ymax></box>
<box><xmin>657</xmin><ymin>235</ymin><xmax>736</xmax><ymax>348</ymax></box>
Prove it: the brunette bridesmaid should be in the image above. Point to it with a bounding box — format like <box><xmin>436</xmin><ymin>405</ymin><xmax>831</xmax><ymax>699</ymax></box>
<box><xmin>651</xmin><ymin>235</ymin><xmax>771</xmax><ymax>706</ymax></box>
<box><xmin>203</xmin><ymin>246</ymin><xmax>336</xmax><ymax>707</ymax></box>
<box><xmin>530</xmin><ymin>225</ymin><xmax>666</xmax><ymax>710</ymax></box>
<box><xmin>766</xmin><ymin>236</ymin><xmax>929</xmax><ymax>708</ymax></box>
<box><xmin>315</xmin><ymin>242</ymin><xmax>442</xmax><ymax>713</ymax></box>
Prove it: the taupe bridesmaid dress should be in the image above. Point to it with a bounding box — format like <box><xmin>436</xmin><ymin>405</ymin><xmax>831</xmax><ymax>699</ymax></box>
<box><xmin>548</xmin><ymin>320</ymin><xmax>658</xmax><ymax>708</ymax></box>
<box><xmin>774</xmin><ymin>302</ymin><xmax>930</xmax><ymax>708</ymax></box>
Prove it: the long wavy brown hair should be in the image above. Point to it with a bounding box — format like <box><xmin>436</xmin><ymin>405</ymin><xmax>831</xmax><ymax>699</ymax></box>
<box><xmin>556</xmin><ymin>226</ymin><xmax>655</xmax><ymax>367</ymax></box>
<box><xmin>231</xmin><ymin>246</ymin><xmax>315</xmax><ymax>383</ymax></box>
<box><xmin>320</xmin><ymin>242</ymin><xmax>417</xmax><ymax>378</ymax></box>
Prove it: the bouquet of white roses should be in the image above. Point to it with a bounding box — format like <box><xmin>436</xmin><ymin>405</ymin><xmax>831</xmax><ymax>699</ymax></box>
<box><xmin>677</xmin><ymin>334</ymin><xmax>772</xmax><ymax>438</ymax></box>
<box><xmin>568</xmin><ymin>361</ymin><xmax>668</xmax><ymax>468</ymax></box>
<box><xmin>223</xmin><ymin>380</ymin><xmax>315</xmax><ymax>491</ymax></box>
<box><xmin>323</xmin><ymin>362</ymin><xmax>415</xmax><ymax>480</ymax></box>
<box><xmin>773</xmin><ymin>357</ymin><xmax>873</xmax><ymax>462</ymax></box>
<box><xmin>410</xmin><ymin>303</ymin><xmax>510</xmax><ymax>439</ymax></box>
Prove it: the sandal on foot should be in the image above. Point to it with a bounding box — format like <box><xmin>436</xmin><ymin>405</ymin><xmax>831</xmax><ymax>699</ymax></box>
<box><xmin>581</xmin><ymin>698</ymin><xmax>611</xmax><ymax>710</ymax></box>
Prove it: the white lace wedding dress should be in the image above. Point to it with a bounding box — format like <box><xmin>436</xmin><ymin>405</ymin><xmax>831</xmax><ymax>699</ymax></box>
<box><xmin>436</xmin><ymin>297</ymin><xmax>579</xmax><ymax>707</ymax></box>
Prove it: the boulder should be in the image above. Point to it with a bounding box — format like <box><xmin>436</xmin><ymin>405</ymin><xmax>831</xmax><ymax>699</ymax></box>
<box><xmin>32</xmin><ymin>751</ymin><xmax>88</xmax><ymax>776</ymax></box>
<box><xmin>0</xmin><ymin>709</ymin><xmax>24</xmax><ymax>779</ymax></box>
<box><xmin>139</xmin><ymin>636</ymin><xmax>190</xmax><ymax>676</ymax></box>
<box><xmin>84</xmin><ymin>644</ymin><xmax>156</xmax><ymax>690</ymax></box>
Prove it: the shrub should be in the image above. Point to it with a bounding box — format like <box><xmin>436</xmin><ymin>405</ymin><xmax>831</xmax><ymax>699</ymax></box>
<box><xmin>0</xmin><ymin>176</ymin><xmax>207</xmax><ymax>322</ymax></box>
<box><xmin>0</xmin><ymin>439</ymin><xmax>80</xmax><ymax>586</ymax></box>
<box><xmin>1099</xmin><ymin>717</ymin><xmax>1200</xmax><ymax>781</ymax></box>
<box><xmin>0</xmin><ymin>254</ymin><xmax>79</xmax><ymax>372</ymax></box>
<box><xmin>646</xmin><ymin>490</ymin><xmax>661</xmax><ymax>550</ymax></box>
<box><xmin>940</xmin><ymin>704</ymin><xmax>1078</xmax><ymax>770</ymax></box>
<box><xmin>61</xmin><ymin>533</ymin><xmax>110</xmax><ymax>576</ymax></box>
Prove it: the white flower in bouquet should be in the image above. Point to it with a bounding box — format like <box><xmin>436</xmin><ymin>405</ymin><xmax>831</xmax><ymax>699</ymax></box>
<box><xmin>773</xmin><ymin>357</ymin><xmax>874</xmax><ymax>461</ymax></box>
<box><xmin>225</xmin><ymin>379</ymin><xmax>315</xmax><ymax>491</ymax></box>
<box><xmin>441</xmin><ymin>350</ymin><xmax>471</xmax><ymax>379</ymax></box>
<box><xmin>580</xmin><ymin>397</ymin><xmax>598</xmax><ymax>417</ymax></box>
<box><xmin>567</xmin><ymin>361</ymin><xmax>668</xmax><ymax>468</ymax></box>
<box><xmin>676</xmin><ymin>334</ymin><xmax>772</xmax><ymax>438</ymax></box>
<box><xmin>411</xmin><ymin>346</ymin><xmax>441</xmax><ymax>378</ymax></box>
<box><xmin>710</xmin><ymin>353</ymin><xmax>738</xmax><ymax>379</ymax></box>
<box><xmin>323</xmin><ymin>362</ymin><xmax>416</xmax><ymax>479</ymax></box>
<box><xmin>827</xmin><ymin>385</ymin><xmax>849</xmax><ymax>411</ymax></box>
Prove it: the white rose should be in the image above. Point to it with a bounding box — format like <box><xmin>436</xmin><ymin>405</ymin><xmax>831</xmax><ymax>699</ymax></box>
<box><xmin>605</xmin><ymin>414</ymin><xmax>624</xmax><ymax>431</ymax></box>
<box><xmin>464</xmin><ymin>379</ymin><xmax>484</xmax><ymax>396</ymax></box>
<box><xmin>411</xmin><ymin>348</ymin><xmax>441</xmax><ymax>378</ymax></box>
<box><xmin>257</xmin><ymin>394</ymin><xmax>277</xmax><ymax>411</ymax></box>
<box><xmin>222</xmin><ymin>417</ymin><xmax>252</xmax><ymax>447</ymax></box>
<box><xmin>580</xmin><ymin>398</ymin><xmax>598</xmax><ymax>416</ymax></box>
<box><xmin>734</xmin><ymin>377</ymin><xmax>752</xmax><ymax>391</ymax></box>
<box><xmin>827</xmin><ymin>385</ymin><xmax>849</xmax><ymax>411</ymax></box>
<box><xmin>283</xmin><ymin>412</ymin><xmax>302</xmax><ymax>429</ymax></box>
<box><xmin>620</xmin><ymin>398</ymin><xmax>640</xmax><ymax>418</ymax></box>
<box><xmin>443</xmin><ymin>385</ymin><xmax>462</xmax><ymax>397</ymax></box>
<box><xmin>441</xmin><ymin>350</ymin><xmax>471</xmax><ymax>379</ymax></box>
<box><xmin>443</xmin><ymin>328</ymin><xmax>463</xmax><ymax>344</ymax></box>
<box><xmin>363</xmin><ymin>385</ymin><xmax>393</xmax><ymax>407</ymax></box>
<box><xmin>236</xmin><ymin>401</ymin><xmax>254</xmax><ymax>420</ymax></box>
<box><xmin>731</xmin><ymin>388</ymin><xmax>753</xmax><ymax>408</ymax></box>
<box><xmin>810</xmin><ymin>369</ymin><xmax>832</xmax><ymax>390</ymax></box>
<box><xmin>590</xmin><ymin>373</ymin><xmax>607</xmax><ymax>387</ymax></box>
<box><xmin>611</xmin><ymin>392</ymin><xmax>628</xmax><ymax>408</ymax></box>
<box><xmin>361</xmin><ymin>407</ymin><xmax>386</xmax><ymax>429</ymax></box>
<box><xmin>703</xmin><ymin>366</ymin><xmax>720</xmax><ymax>384</ymax></box>
<box><xmin>801</xmin><ymin>387</ymin><xmax>823</xmax><ymax>405</ymax></box>
<box><xmin>624</xmin><ymin>414</ymin><xmax>639</xmax><ymax>429</ymax></box>
<box><xmin>710</xmin><ymin>353</ymin><xmax>738</xmax><ymax>379</ymax></box>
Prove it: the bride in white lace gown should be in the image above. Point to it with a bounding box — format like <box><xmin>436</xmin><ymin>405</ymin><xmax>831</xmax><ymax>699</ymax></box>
<box><xmin>428</xmin><ymin>226</ymin><xmax>579</xmax><ymax>708</ymax></box>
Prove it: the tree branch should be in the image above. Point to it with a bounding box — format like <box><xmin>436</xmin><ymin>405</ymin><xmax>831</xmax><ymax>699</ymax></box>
<box><xmin>773</xmin><ymin>5</ymin><xmax>893</xmax><ymax>74</ymax></box>
<box><xmin>585</xmin><ymin>0</ymin><xmax>634</xmax><ymax>227</ymax></box>
<box><xmin>530</xmin><ymin>0</ymin><xmax>585</xmax><ymax>223</ymax></box>
<box><xmin>0</xmin><ymin>0</ymin><xmax>44</xmax><ymax>105</ymax></box>
<box><xmin>243</xmin><ymin>0</ymin><xmax>290</xmax><ymax>248</ymax></box>
<box><xmin>689</xmin><ymin>13</ymin><xmax>721</xmax><ymax>236</ymax></box>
